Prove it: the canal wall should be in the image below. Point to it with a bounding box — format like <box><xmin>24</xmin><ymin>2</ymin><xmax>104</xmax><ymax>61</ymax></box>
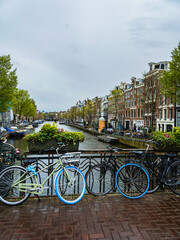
<box><xmin>67</xmin><ymin>124</ymin><xmax>147</xmax><ymax>149</ymax></box>
<box><xmin>116</xmin><ymin>136</ymin><xmax>146</xmax><ymax>149</ymax></box>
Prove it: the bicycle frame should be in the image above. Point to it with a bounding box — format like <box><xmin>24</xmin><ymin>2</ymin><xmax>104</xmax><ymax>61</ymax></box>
<box><xmin>12</xmin><ymin>157</ymin><xmax>71</xmax><ymax>195</ymax></box>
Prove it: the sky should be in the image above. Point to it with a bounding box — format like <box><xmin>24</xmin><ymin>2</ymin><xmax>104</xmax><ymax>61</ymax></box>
<box><xmin>0</xmin><ymin>0</ymin><xmax>180</xmax><ymax>112</ymax></box>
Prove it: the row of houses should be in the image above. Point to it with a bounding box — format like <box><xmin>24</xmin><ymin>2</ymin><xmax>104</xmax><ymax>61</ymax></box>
<box><xmin>105</xmin><ymin>61</ymin><xmax>178</xmax><ymax>132</ymax></box>
<box><xmin>65</xmin><ymin>61</ymin><xmax>179</xmax><ymax>132</ymax></box>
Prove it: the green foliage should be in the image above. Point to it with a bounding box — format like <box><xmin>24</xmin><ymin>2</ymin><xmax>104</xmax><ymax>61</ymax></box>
<box><xmin>160</xmin><ymin>42</ymin><xmax>180</xmax><ymax>103</ymax></box>
<box><xmin>151</xmin><ymin>128</ymin><xmax>180</xmax><ymax>151</ymax></box>
<box><xmin>55</xmin><ymin>131</ymin><xmax>85</xmax><ymax>144</ymax></box>
<box><xmin>108</xmin><ymin>88</ymin><xmax>123</xmax><ymax>130</ymax></box>
<box><xmin>23</xmin><ymin>123</ymin><xmax>85</xmax><ymax>144</ymax></box>
<box><xmin>12</xmin><ymin>89</ymin><xmax>36</xmax><ymax>119</ymax></box>
<box><xmin>0</xmin><ymin>55</ymin><xmax>18</xmax><ymax>112</ymax></box>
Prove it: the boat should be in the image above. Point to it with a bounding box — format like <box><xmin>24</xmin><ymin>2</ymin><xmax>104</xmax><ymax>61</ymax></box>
<box><xmin>24</xmin><ymin>125</ymin><xmax>34</xmax><ymax>134</ymax></box>
<box><xmin>59</xmin><ymin>121</ymin><xmax>66</xmax><ymax>124</ymax></box>
<box><xmin>5</xmin><ymin>126</ymin><xmax>27</xmax><ymax>138</ymax></box>
<box><xmin>98</xmin><ymin>135</ymin><xmax>118</xmax><ymax>143</ymax></box>
<box><xmin>32</xmin><ymin>121</ymin><xmax>39</xmax><ymax>128</ymax></box>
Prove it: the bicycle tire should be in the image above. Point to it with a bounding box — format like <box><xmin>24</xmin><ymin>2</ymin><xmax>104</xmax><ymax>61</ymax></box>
<box><xmin>55</xmin><ymin>166</ymin><xmax>86</xmax><ymax>204</ymax></box>
<box><xmin>0</xmin><ymin>166</ymin><xmax>33</xmax><ymax>205</ymax></box>
<box><xmin>85</xmin><ymin>164</ymin><xmax>115</xmax><ymax>196</ymax></box>
<box><xmin>166</xmin><ymin>160</ymin><xmax>180</xmax><ymax>195</ymax></box>
<box><xmin>115</xmin><ymin>163</ymin><xmax>150</xmax><ymax>199</ymax></box>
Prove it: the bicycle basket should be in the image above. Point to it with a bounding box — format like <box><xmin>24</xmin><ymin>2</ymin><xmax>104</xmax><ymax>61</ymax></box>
<box><xmin>61</xmin><ymin>152</ymin><xmax>81</xmax><ymax>165</ymax></box>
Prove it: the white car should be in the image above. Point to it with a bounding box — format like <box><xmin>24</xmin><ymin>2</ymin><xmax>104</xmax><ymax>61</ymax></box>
<box><xmin>0</xmin><ymin>127</ymin><xmax>6</xmax><ymax>133</ymax></box>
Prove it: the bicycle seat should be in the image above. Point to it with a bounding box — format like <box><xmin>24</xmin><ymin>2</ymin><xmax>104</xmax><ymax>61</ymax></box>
<box><xmin>23</xmin><ymin>159</ymin><xmax>37</xmax><ymax>165</ymax></box>
<box><xmin>132</xmin><ymin>151</ymin><xmax>143</xmax><ymax>156</ymax></box>
<box><xmin>165</xmin><ymin>153</ymin><xmax>177</xmax><ymax>158</ymax></box>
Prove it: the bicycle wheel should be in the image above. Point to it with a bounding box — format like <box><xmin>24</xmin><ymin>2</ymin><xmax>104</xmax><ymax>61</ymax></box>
<box><xmin>85</xmin><ymin>164</ymin><xmax>115</xmax><ymax>196</ymax></box>
<box><xmin>115</xmin><ymin>163</ymin><xmax>150</xmax><ymax>199</ymax></box>
<box><xmin>0</xmin><ymin>166</ymin><xmax>33</xmax><ymax>205</ymax></box>
<box><xmin>166</xmin><ymin>160</ymin><xmax>180</xmax><ymax>195</ymax></box>
<box><xmin>55</xmin><ymin>166</ymin><xmax>86</xmax><ymax>204</ymax></box>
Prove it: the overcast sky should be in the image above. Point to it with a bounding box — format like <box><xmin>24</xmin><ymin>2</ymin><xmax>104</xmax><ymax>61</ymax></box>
<box><xmin>0</xmin><ymin>0</ymin><xmax>180</xmax><ymax>112</ymax></box>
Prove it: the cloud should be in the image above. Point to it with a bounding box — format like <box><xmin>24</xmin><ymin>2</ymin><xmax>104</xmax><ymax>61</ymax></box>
<box><xmin>0</xmin><ymin>0</ymin><xmax>179</xmax><ymax>111</ymax></box>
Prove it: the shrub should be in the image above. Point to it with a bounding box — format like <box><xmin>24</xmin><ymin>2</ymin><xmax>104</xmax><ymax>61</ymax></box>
<box><xmin>151</xmin><ymin>128</ymin><xmax>180</xmax><ymax>151</ymax></box>
<box><xmin>23</xmin><ymin>123</ymin><xmax>85</xmax><ymax>145</ymax></box>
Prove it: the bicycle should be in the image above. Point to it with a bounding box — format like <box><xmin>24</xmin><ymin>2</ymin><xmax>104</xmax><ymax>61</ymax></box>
<box><xmin>86</xmin><ymin>145</ymin><xmax>150</xmax><ymax>199</ymax></box>
<box><xmin>0</xmin><ymin>143</ymin><xmax>86</xmax><ymax>205</ymax></box>
<box><xmin>0</xmin><ymin>136</ymin><xmax>19</xmax><ymax>172</ymax></box>
<box><xmin>132</xmin><ymin>140</ymin><xmax>180</xmax><ymax>195</ymax></box>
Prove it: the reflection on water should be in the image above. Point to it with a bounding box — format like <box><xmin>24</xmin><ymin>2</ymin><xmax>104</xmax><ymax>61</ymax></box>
<box><xmin>7</xmin><ymin>121</ymin><xmax>130</xmax><ymax>153</ymax></box>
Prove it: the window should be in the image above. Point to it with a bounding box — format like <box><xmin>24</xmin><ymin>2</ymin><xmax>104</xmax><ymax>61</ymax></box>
<box><xmin>134</xmin><ymin>110</ymin><xmax>136</xmax><ymax>118</ymax></box>
<box><xmin>177</xmin><ymin>110</ymin><xmax>180</xmax><ymax>127</ymax></box>
<box><xmin>131</xmin><ymin>110</ymin><xmax>133</xmax><ymax>118</ymax></box>
<box><xmin>141</xmin><ymin>109</ymin><xmax>143</xmax><ymax>118</ymax></box>
<box><xmin>169</xmin><ymin>109</ymin><xmax>173</xmax><ymax>121</ymax></box>
<box><xmin>138</xmin><ymin>108</ymin><xmax>140</xmax><ymax>118</ymax></box>
<box><xmin>155</xmin><ymin>64</ymin><xmax>160</xmax><ymax>69</ymax></box>
<box><xmin>131</xmin><ymin>99</ymin><xmax>133</xmax><ymax>107</ymax></box>
<box><xmin>159</xmin><ymin>109</ymin><xmax>162</xmax><ymax>120</ymax></box>
<box><xmin>164</xmin><ymin>109</ymin><xmax>167</xmax><ymax>120</ymax></box>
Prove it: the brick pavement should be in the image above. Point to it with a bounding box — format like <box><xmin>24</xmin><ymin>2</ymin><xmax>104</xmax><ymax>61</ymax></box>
<box><xmin>0</xmin><ymin>193</ymin><xmax>180</xmax><ymax>240</ymax></box>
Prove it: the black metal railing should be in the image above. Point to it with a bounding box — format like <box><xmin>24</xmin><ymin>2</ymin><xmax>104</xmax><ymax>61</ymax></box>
<box><xmin>19</xmin><ymin>149</ymin><xmax>160</xmax><ymax>196</ymax></box>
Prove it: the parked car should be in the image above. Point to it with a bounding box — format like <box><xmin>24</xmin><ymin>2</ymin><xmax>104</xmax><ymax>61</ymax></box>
<box><xmin>106</xmin><ymin>128</ymin><xmax>114</xmax><ymax>134</ymax></box>
<box><xmin>0</xmin><ymin>127</ymin><xmax>6</xmax><ymax>134</ymax></box>
<box><xmin>78</xmin><ymin>123</ymin><xmax>84</xmax><ymax>127</ymax></box>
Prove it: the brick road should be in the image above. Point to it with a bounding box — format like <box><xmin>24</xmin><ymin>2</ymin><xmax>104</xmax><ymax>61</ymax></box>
<box><xmin>0</xmin><ymin>193</ymin><xmax>180</xmax><ymax>240</ymax></box>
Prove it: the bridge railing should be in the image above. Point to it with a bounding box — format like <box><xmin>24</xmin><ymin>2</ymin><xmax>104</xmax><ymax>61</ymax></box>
<box><xmin>20</xmin><ymin>149</ymin><xmax>159</xmax><ymax>196</ymax></box>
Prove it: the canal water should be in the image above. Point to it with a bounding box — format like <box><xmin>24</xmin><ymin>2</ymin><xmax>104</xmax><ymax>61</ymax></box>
<box><xmin>7</xmin><ymin>121</ymin><xmax>129</xmax><ymax>154</ymax></box>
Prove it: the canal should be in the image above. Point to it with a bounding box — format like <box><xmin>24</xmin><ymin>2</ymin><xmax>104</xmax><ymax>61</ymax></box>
<box><xmin>7</xmin><ymin>121</ymin><xmax>130</xmax><ymax>154</ymax></box>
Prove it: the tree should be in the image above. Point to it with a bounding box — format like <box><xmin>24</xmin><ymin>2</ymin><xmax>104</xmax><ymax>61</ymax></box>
<box><xmin>23</xmin><ymin>98</ymin><xmax>36</xmax><ymax>120</ymax></box>
<box><xmin>108</xmin><ymin>88</ymin><xmax>123</xmax><ymax>131</ymax></box>
<box><xmin>12</xmin><ymin>89</ymin><xmax>36</xmax><ymax>121</ymax></box>
<box><xmin>84</xmin><ymin>99</ymin><xmax>94</xmax><ymax>126</ymax></box>
<box><xmin>0</xmin><ymin>55</ymin><xmax>18</xmax><ymax>112</ymax></box>
<box><xmin>92</xmin><ymin>97</ymin><xmax>101</xmax><ymax>124</ymax></box>
<box><xmin>160</xmin><ymin>42</ymin><xmax>180</xmax><ymax>103</ymax></box>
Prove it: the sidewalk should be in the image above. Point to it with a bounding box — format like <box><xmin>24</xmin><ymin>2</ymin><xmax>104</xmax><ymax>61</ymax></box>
<box><xmin>0</xmin><ymin>193</ymin><xmax>180</xmax><ymax>240</ymax></box>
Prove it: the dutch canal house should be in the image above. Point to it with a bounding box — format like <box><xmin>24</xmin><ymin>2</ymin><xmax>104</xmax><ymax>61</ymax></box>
<box><xmin>108</xmin><ymin>61</ymin><xmax>177</xmax><ymax>132</ymax></box>
<box><xmin>144</xmin><ymin>61</ymin><xmax>175</xmax><ymax>132</ymax></box>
